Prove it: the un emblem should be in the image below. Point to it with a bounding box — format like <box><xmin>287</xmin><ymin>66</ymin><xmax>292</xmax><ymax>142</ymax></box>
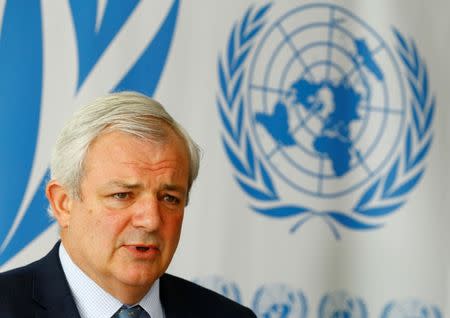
<box><xmin>319</xmin><ymin>291</ymin><xmax>367</xmax><ymax>318</ymax></box>
<box><xmin>0</xmin><ymin>1</ymin><xmax>179</xmax><ymax>266</ymax></box>
<box><xmin>381</xmin><ymin>299</ymin><xmax>442</xmax><ymax>318</ymax></box>
<box><xmin>252</xmin><ymin>283</ymin><xmax>308</xmax><ymax>318</ymax></box>
<box><xmin>217</xmin><ymin>3</ymin><xmax>435</xmax><ymax>238</ymax></box>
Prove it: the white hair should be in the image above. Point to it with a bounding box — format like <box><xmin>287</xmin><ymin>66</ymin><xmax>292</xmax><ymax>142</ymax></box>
<box><xmin>50</xmin><ymin>91</ymin><xmax>200</xmax><ymax>204</ymax></box>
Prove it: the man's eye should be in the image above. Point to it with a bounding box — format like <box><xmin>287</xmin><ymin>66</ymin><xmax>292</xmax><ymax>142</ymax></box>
<box><xmin>113</xmin><ymin>192</ymin><xmax>130</xmax><ymax>200</ymax></box>
<box><xmin>163</xmin><ymin>194</ymin><xmax>180</xmax><ymax>204</ymax></box>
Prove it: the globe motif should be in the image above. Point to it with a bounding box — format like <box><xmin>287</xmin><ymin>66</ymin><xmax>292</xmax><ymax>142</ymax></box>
<box><xmin>247</xmin><ymin>4</ymin><xmax>406</xmax><ymax>197</ymax></box>
<box><xmin>252</xmin><ymin>284</ymin><xmax>307</xmax><ymax>318</ymax></box>
<box><xmin>319</xmin><ymin>291</ymin><xmax>367</xmax><ymax>318</ymax></box>
<box><xmin>382</xmin><ymin>300</ymin><xmax>442</xmax><ymax>318</ymax></box>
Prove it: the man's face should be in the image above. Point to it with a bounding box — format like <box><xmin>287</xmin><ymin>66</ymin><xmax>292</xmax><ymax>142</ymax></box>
<box><xmin>56</xmin><ymin>130</ymin><xmax>189</xmax><ymax>300</ymax></box>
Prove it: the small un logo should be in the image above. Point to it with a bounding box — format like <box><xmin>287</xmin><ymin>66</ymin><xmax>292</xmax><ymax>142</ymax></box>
<box><xmin>319</xmin><ymin>291</ymin><xmax>367</xmax><ymax>318</ymax></box>
<box><xmin>217</xmin><ymin>3</ymin><xmax>435</xmax><ymax>237</ymax></box>
<box><xmin>252</xmin><ymin>283</ymin><xmax>308</xmax><ymax>318</ymax></box>
<box><xmin>381</xmin><ymin>299</ymin><xmax>442</xmax><ymax>318</ymax></box>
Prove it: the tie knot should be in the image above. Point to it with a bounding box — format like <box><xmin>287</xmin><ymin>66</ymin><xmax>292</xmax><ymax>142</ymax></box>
<box><xmin>113</xmin><ymin>305</ymin><xmax>148</xmax><ymax>318</ymax></box>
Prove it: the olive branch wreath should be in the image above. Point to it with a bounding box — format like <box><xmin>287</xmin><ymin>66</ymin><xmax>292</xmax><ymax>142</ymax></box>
<box><xmin>217</xmin><ymin>3</ymin><xmax>434</xmax><ymax>239</ymax></box>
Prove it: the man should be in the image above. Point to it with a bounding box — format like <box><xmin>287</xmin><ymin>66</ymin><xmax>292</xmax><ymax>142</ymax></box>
<box><xmin>0</xmin><ymin>92</ymin><xmax>256</xmax><ymax>317</ymax></box>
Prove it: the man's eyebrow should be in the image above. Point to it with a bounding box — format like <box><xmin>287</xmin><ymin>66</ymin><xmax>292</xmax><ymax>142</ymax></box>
<box><xmin>162</xmin><ymin>184</ymin><xmax>187</xmax><ymax>193</ymax></box>
<box><xmin>102</xmin><ymin>181</ymin><xmax>186</xmax><ymax>193</ymax></box>
<box><xmin>103</xmin><ymin>181</ymin><xmax>143</xmax><ymax>189</ymax></box>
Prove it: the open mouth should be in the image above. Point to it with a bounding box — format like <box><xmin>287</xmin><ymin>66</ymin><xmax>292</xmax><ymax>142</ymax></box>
<box><xmin>135</xmin><ymin>246</ymin><xmax>150</xmax><ymax>252</ymax></box>
<box><xmin>124</xmin><ymin>244</ymin><xmax>159</xmax><ymax>256</ymax></box>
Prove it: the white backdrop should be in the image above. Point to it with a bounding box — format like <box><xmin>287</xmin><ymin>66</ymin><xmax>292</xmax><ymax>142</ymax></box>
<box><xmin>0</xmin><ymin>1</ymin><xmax>449</xmax><ymax>317</ymax></box>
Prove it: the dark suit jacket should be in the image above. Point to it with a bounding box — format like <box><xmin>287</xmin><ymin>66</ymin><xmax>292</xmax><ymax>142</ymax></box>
<box><xmin>0</xmin><ymin>243</ymin><xmax>256</xmax><ymax>317</ymax></box>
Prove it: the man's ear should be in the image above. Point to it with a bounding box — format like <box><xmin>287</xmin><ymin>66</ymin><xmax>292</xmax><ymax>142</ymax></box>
<box><xmin>45</xmin><ymin>180</ymin><xmax>73</xmax><ymax>228</ymax></box>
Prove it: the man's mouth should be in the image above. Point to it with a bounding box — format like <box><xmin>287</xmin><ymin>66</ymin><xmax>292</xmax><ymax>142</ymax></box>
<box><xmin>122</xmin><ymin>243</ymin><xmax>161</xmax><ymax>258</ymax></box>
<box><xmin>127</xmin><ymin>244</ymin><xmax>160</xmax><ymax>253</ymax></box>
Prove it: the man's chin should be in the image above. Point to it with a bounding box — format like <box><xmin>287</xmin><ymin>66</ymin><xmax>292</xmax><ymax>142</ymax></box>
<box><xmin>118</xmin><ymin>268</ymin><xmax>161</xmax><ymax>288</ymax></box>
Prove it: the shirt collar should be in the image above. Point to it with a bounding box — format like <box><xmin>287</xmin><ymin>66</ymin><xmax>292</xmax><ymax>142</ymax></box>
<box><xmin>59</xmin><ymin>243</ymin><xmax>165</xmax><ymax>318</ymax></box>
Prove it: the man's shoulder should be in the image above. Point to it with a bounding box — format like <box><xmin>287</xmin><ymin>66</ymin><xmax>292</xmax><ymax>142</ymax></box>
<box><xmin>0</xmin><ymin>257</ymin><xmax>45</xmax><ymax>315</ymax></box>
<box><xmin>160</xmin><ymin>273</ymin><xmax>256</xmax><ymax>317</ymax></box>
<box><xmin>0</xmin><ymin>245</ymin><xmax>56</xmax><ymax>285</ymax></box>
<box><xmin>0</xmin><ymin>243</ymin><xmax>63</xmax><ymax>307</ymax></box>
<box><xmin>0</xmin><ymin>258</ymin><xmax>40</xmax><ymax>289</ymax></box>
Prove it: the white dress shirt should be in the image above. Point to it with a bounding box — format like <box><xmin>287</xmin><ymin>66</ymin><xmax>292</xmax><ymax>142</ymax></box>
<box><xmin>59</xmin><ymin>243</ymin><xmax>165</xmax><ymax>318</ymax></box>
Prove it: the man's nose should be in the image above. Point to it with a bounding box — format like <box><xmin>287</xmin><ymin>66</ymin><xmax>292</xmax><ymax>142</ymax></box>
<box><xmin>131</xmin><ymin>196</ymin><xmax>162</xmax><ymax>231</ymax></box>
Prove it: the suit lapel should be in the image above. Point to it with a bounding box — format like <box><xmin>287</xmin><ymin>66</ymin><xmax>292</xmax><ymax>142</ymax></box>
<box><xmin>32</xmin><ymin>242</ymin><xmax>81</xmax><ymax>318</ymax></box>
<box><xmin>160</xmin><ymin>274</ymin><xmax>192</xmax><ymax>318</ymax></box>
<box><xmin>33</xmin><ymin>294</ymin><xmax>81</xmax><ymax>318</ymax></box>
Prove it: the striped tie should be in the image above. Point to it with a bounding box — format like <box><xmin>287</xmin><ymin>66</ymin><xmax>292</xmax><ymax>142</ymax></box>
<box><xmin>112</xmin><ymin>305</ymin><xmax>151</xmax><ymax>318</ymax></box>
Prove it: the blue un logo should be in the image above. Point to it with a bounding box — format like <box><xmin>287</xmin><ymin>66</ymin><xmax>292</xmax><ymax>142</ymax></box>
<box><xmin>247</xmin><ymin>4</ymin><xmax>405</xmax><ymax>197</ymax></box>
<box><xmin>319</xmin><ymin>291</ymin><xmax>367</xmax><ymax>318</ymax></box>
<box><xmin>0</xmin><ymin>1</ymin><xmax>180</xmax><ymax>266</ymax></box>
<box><xmin>381</xmin><ymin>299</ymin><xmax>442</xmax><ymax>318</ymax></box>
<box><xmin>217</xmin><ymin>3</ymin><xmax>435</xmax><ymax>237</ymax></box>
<box><xmin>252</xmin><ymin>283</ymin><xmax>308</xmax><ymax>318</ymax></box>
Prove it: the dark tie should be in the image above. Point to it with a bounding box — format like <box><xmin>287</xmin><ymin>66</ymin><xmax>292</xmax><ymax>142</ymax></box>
<box><xmin>112</xmin><ymin>305</ymin><xmax>151</xmax><ymax>318</ymax></box>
